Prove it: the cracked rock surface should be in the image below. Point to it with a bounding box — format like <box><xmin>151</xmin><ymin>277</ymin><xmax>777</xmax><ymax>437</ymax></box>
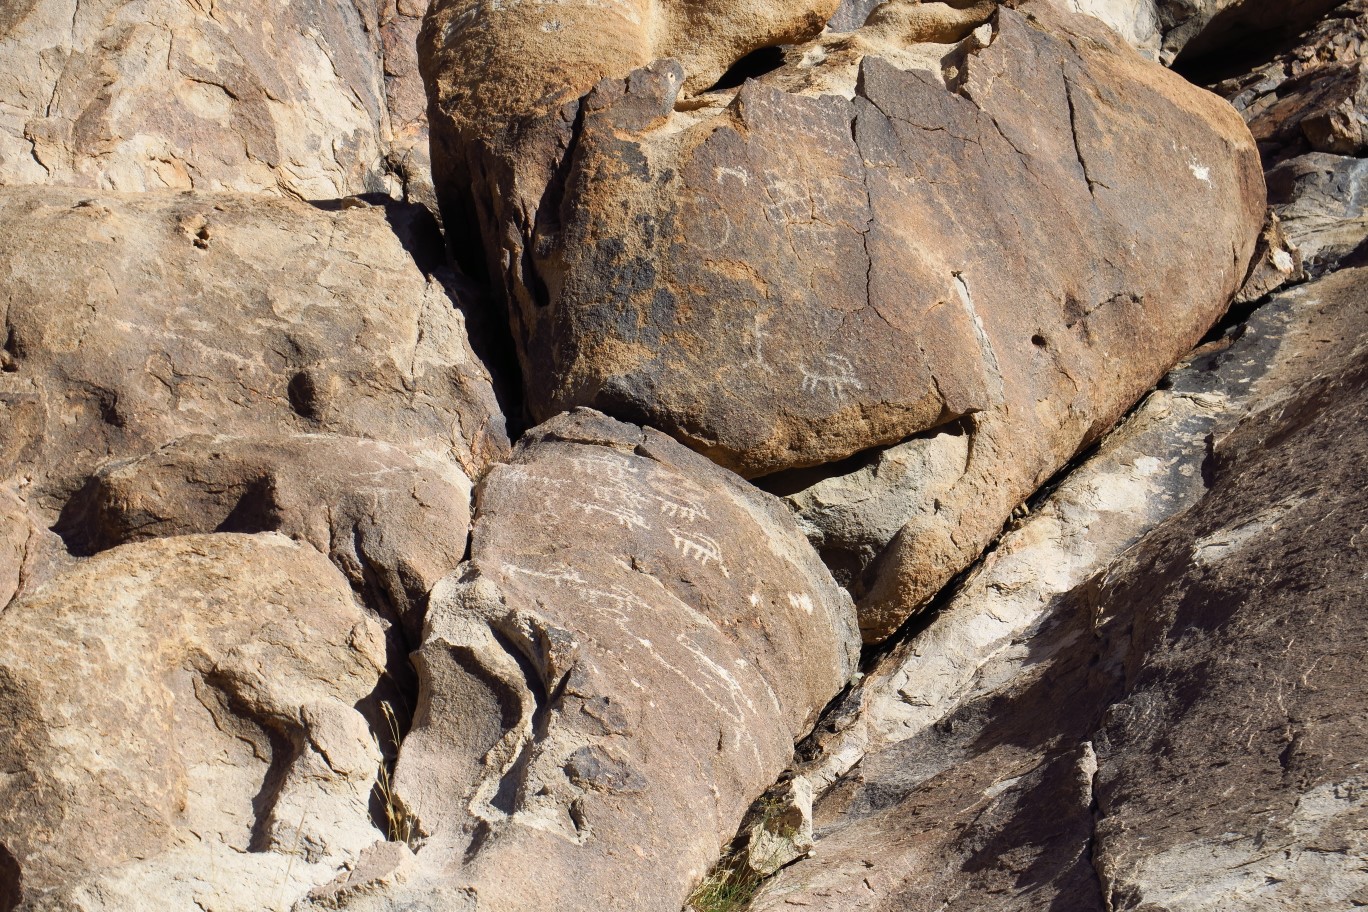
<box><xmin>1</xmin><ymin>0</ymin><xmax>1365</xmax><ymax>910</ymax></box>
<box><xmin>0</xmin><ymin>186</ymin><xmax>505</xmax><ymax>606</ymax></box>
<box><xmin>431</xmin><ymin>0</ymin><xmax>1262</xmax><ymax>497</ymax></box>
<box><xmin>324</xmin><ymin>409</ymin><xmax>860</xmax><ymax>912</ymax></box>
<box><xmin>0</xmin><ymin>0</ymin><xmax>434</xmax><ymax>200</ymax></box>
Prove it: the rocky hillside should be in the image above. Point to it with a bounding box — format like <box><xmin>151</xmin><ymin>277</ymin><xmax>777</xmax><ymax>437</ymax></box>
<box><xmin>0</xmin><ymin>0</ymin><xmax>1363</xmax><ymax>910</ymax></box>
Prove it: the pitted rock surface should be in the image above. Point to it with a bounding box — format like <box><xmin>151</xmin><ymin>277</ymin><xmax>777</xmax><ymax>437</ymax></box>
<box><xmin>426</xmin><ymin>0</ymin><xmax>1263</xmax><ymax>635</ymax></box>
<box><xmin>353</xmin><ymin>409</ymin><xmax>858</xmax><ymax>912</ymax></box>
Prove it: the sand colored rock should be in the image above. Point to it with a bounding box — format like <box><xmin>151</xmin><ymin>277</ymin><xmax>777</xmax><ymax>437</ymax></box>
<box><xmin>60</xmin><ymin>433</ymin><xmax>473</xmax><ymax>636</ymax></box>
<box><xmin>0</xmin><ymin>186</ymin><xmax>505</xmax><ymax>602</ymax></box>
<box><xmin>0</xmin><ymin>534</ymin><xmax>397</xmax><ymax>911</ymax></box>
<box><xmin>0</xmin><ymin>0</ymin><xmax>400</xmax><ymax>198</ymax></box>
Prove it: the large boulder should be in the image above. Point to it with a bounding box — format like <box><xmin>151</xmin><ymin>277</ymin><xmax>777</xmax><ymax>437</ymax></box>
<box><xmin>318</xmin><ymin>409</ymin><xmax>859</xmax><ymax>912</ymax></box>
<box><xmin>0</xmin><ymin>187</ymin><xmax>506</xmax><ymax>601</ymax></box>
<box><xmin>0</xmin><ymin>0</ymin><xmax>406</xmax><ymax>198</ymax></box>
<box><xmin>426</xmin><ymin>0</ymin><xmax>1262</xmax><ymax>487</ymax></box>
<box><xmin>748</xmin><ymin>262</ymin><xmax>1368</xmax><ymax>911</ymax></box>
<box><xmin>0</xmin><ymin>533</ymin><xmax>397</xmax><ymax>911</ymax></box>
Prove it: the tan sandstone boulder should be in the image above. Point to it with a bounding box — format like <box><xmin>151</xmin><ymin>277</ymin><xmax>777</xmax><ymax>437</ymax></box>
<box><xmin>0</xmin><ymin>187</ymin><xmax>506</xmax><ymax>603</ymax></box>
<box><xmin>310</xmin><ymin>408</ymin><xmax>859</xmax><ymax>912</ymax></box>
<box><xmin>58</xmin><ymin>433</ymin><xmax>473</xmax><ymax>637</ymax></box>
<box><xmin>0</xmin><ymin>533</ymin><xmax>398</xmax><ymax>911</ymax></box>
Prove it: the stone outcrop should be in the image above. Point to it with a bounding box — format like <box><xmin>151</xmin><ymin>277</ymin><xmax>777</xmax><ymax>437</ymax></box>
<box><xmin>2</xmin><ymin>0</ymin><xmax>1364</xmax><ymax>909</ymax></box>
<box><xmin>1215</xmin><ymin>0</ymin><xmax>1368</xmax><ymax>163</ymax></box>
<box><xmin>329</xmin><ymin>409</ymin><xmax>859</xmax><ymax>912</ymax></box>
<box><xmin>1090</xmin><ymin>267</ymin><xmax>1368</xmax><ymax>909</ymax></box>
<box><xmin>428</xmin><ymin>0</ymin><xmax>1262</xmax><ymax>481</ymax></box>
<box><xmin>1213</xmin><ymin>2</ymin><xmax>1368</xmax><ymax>270</ymax></box>
<box><xmin>1267</xmin><ymin>152</ymin><xmax>1368</xmax><ymax>273</ymax></box>
<box><xmin>1158</xmin><ymin>0</ymin><xmax>1346</xmax><ymax>64</ymax></box>
<box><xmin>425</xmin><ymin>0</ymin><xmax>1264</xmax><ymax>639</ymax></box>
<box><xmin>0</xmin><ymin>186</ymin><xmax>505</xmax><ymax>603</ymax></box>
<box><xmin>378</xmin><ymin>0</ymin><xmax>440</xmax><ymax>210</ymax></box>
<box><xmin>748</xmin><ymin>261</ymin><xmax>1368</xmax><ymax>911</ymax></box>
<box><xmin>0</xmin><ymin>533</ymin><xmax>397</xmax><ymax>911</ymax></box>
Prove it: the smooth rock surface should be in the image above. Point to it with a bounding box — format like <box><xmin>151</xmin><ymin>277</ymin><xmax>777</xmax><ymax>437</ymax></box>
<box><xmin>0</xmin><ymin>187</ymin><xmax>505</xmax><ymax>601</ymax></box>
<box><xmin>0</xmin><ymin>0</ymin><xmax>402</xmax><ymax>198</ymax></box>
<box><xmin>331</xmin><ymin>409</ymin><xmax>859</xmax><ymax>912</ymax></box>
<box><xmin>1267</xmin><ymin>152</ymin><xmax>1368</xmax><ymax>273</ymax></box>
<box><xmin>0</xmin><ymin>533</ymin><xmax>396</xmax><ymax>911</ymax></box>
<box><xmin>750</xmin><ymin>262</ymin><xmax>1368</xmax><ymax>912</ymax></box>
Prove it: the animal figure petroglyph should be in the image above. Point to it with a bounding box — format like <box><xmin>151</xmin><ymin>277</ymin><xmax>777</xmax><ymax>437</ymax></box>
<box><xmin>799</xmin><ymin>353</ymin><xmax>864</xmax><ymax>399</ymax></box>
<box><xmin>576</xmin><ymin>500</ymin><xmax>649</xmax><ymax>531</ymax></box>
<box><xmin>670</xmin><ymin>528</ymin><xmax>728</xmax><ymax>576</ymax></box>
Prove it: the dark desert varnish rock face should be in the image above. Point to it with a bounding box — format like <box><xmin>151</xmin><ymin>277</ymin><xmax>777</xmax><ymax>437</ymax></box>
<box><xmin>425</xmin><ymin>0</ymin><xmax>1265</xmax><ymax>637</ymax></box>
<box><xmin>380</xmin><ymin>409</ymin><xmax>859</xmax><ymax>912</ymax></box>
<box><xmin>747</xmin><ymin>264</ymin><xmax>1368</xmax><ymax>912</ymax></box>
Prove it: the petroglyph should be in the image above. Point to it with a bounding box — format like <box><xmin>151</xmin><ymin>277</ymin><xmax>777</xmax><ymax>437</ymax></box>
<box><xmin>788</xmin><ymin>592</ymin><xmax>815</xmax><ymax>615</ymax></box>
<box><xmin>670</xmin><ymin>528</ymin><xmax>728</xmax><ymax>575</ymax></box>
<box><xmin>572</xmin><ymin>452</ymin><xmax>640</xmax><ymax>482</ymax></box>
<box><xmin>799</xmin><ymin>353</ymin><xmax>863</xmax><ymax>399</ymax></box>
<box><xmin>575</xmin><ymin>500</ymin><xmax>649</xmax><ymax>531</ymax></box>
<box><xmin>715</xmin><ymin>166</ymin><xmax>751</xmax><ymax>187</ymax></box>
<box><xmin>652</xmin><ymin>494</ymin><xmax>709</xmax><ymax>522</ymax></box>
<box><xmin>750</xmin><ymin>311</ymin><xmax>775</xmax><ymax>371</ymax></box>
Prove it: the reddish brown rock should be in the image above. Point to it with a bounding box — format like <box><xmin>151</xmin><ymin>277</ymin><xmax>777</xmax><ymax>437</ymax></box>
<box><xmin>1214</xmin><ymin>0</ymin><xmax>1368</xmax><ymax>164</ymax></box>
